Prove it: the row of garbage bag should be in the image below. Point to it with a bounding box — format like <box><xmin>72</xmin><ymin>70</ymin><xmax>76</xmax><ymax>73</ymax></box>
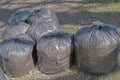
<box><xmin>0</xmin><ymin>8</ymin><xmax>119</xmax><ymax>78</ymax></box>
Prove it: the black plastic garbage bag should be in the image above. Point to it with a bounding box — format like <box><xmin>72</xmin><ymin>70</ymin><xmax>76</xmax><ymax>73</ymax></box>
<box><xmin>0</xmin><ymin>34</ymin><xmax>35</xmax><ymax>77</ymax></box>
<box><xmin>0</xmin><ymin>68</ymin><xmax>6</xmax><ymax>80</ymax></box>
<box><xmin>74</xmin><ymin>21</ymin><xmax>119</xmax><ymax>74</ymax></box>
<box><xmin>37</xmin><ymin>29</ymin><xmax>73</xmax><ymax>74</ymax></box>
<box><xmin>26</xmin><ymin>21</ymin><xmax>58</xmax><ymax>41</ymax></box>
<box><xmin>9</xmin><ymin>10</ymin><xmax>31</xmax><ymax>24</ymax></box>
<box><xmin>26</xmin><ymin>8</ymin><xmax>59</xmax><ymax>26</ymax></box>
<box><xmin>2</xmin><ymin>22</ymin><xmax>30</xmax><ymax>40</ymax></box>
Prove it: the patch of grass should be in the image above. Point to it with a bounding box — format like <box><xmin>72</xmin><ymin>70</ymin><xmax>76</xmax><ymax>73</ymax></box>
<box><xmin>94</xmin><ymin>71</ymin><xmax>120</xmax><ymax>80</ymax></box>
<box><xmin>66</xmin><ymin>65</ymin><xmax>78</xmax><ymax>75</ymax></box>
<box><xmin>60</xmin><ymin>24</ymin><xmax>80</xmax><ymax>34</ymax></box>
<box><xmin>117</xmin><ymin>28</ymin><xmax>120</xmax><ymax>36</ymax></box>
<box><xmin>88</xmin><ymin>2</ymin><xmax>120</xmax><ymax>12</ymax></box>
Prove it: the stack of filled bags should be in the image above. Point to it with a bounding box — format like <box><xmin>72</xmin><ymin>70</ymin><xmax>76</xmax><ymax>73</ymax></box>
<box><xmin>0</xmin><ymin>7</ymin><xmax>119</xmax><ymax>79</ymax></box>
<box><xmin>0</xmin><ymin>8</ymin><xmax>73</xmax><ymax>78</ymax></box>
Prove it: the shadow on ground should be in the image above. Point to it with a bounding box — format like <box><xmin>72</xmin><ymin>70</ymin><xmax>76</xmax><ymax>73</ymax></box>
<box><xmin>0</xmin><ymin>8</ymin><xmax>16</xmax><ymax>24</ymax></box>
<box><xmin>57</xmin><ymin>10</ymin><xmax>120</xmax><ymax>27</ymax></box>
<box><xmin>0</xmin><ymin>7</ymin><xmax>120</xmax><ymax>27</ymax></box>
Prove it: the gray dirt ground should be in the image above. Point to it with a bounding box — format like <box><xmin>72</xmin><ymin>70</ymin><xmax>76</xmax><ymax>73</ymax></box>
<box><xmin>0</xmin><ymin>0</ymin><xmax>120</xmax><ymax>80</ymax></box>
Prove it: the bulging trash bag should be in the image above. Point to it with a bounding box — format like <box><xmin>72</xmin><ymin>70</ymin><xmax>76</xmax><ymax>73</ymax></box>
<box><xmin>0</xmin><ymin>67</ymin><xmax>6</xmax><ymax>80</ymax></box>
<box><xmin>74</xmin><ymin>21</ymin><xmax>119</xmax><ymax>74</ymax></box>
<box><xmin>26</xmin><ymin>21</ymin><xmax>58</xmax><ymax>41</ymax></box>
<box><xmin>2</xmin><ymin>22</ymin><xmax>30</xmax><ymax>40</ymax></box>
<box><xmin>0</xmin><ymin>34</ymin><xmax>35</xmax><ymax>77</ymax></box>
<box><xmin>9</xmin><ymin>10</ymin><xmax>31</xmax><ymax>24</ymax></box>
<box><xmin>37</xmin><ymin>29</ymin><xmax>73</xmax><ymax>74</ymax></box>
<box><xmin>26</xmin><ymin>8</ymin><xmax>59</xmax><ymax>26</ymax></box>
